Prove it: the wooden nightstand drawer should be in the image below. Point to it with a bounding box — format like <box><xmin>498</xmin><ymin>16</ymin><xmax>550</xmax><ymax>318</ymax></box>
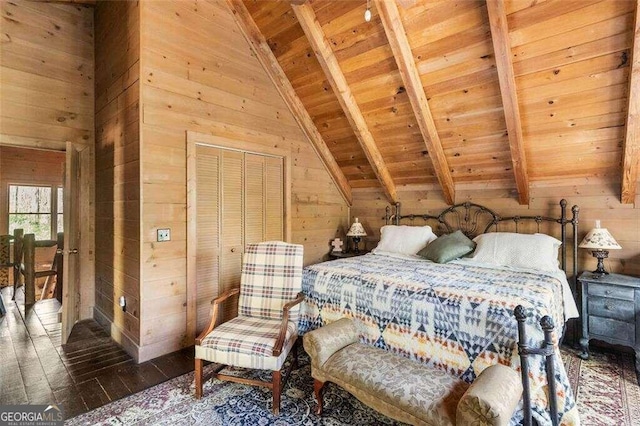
<box><xmin>588</xmin><ymin>296</ymin><xmax>635</xmax><ymax>322</ymax></box>
<box><xmin>588</xmin><ymin>316</ymin><xmax>635</xmax><ymax>344</ymax></box>
<box><xmin>588</xmin><ymin>282</ymin><xmax>635</xmax><ymax>301</ymax></box>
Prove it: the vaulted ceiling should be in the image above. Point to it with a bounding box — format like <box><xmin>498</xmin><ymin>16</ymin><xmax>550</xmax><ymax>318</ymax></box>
<box><xmin>229</xmin><ymin>0</ymin><xmax>639</xmax><ymax>206</ymax></box>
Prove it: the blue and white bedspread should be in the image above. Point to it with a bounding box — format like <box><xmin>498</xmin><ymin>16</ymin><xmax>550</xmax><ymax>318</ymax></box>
<box><xmin>299</xmin><ymin>253</ymin><xmax>579</xmax><ymax>426</ymax></box>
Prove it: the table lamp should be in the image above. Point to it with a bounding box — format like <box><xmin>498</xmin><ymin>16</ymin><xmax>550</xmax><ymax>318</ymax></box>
<box><xmin>346</xmin><ymin>218</ymin><xmax>367</xmax><ymax>253</ymax></box>
<box><xmin>578</xmin><ymin>220</ymin><xmax>621</xmax><ymax>275</ymax></box>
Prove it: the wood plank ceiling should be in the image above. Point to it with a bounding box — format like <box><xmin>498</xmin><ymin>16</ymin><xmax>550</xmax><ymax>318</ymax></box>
<box><xmin>236</xmin><ymin>0</ymin><xmax>638</xmax><ymax>205</ymax></box>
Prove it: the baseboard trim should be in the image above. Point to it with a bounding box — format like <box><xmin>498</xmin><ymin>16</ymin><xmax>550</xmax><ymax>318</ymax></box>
<box><xmin>93</xmin><ymin>307</ymin><xmax>141</xmax><ymax>363</ymax></box>
<box><xmin>138</xmin><ymin>334</ymin><xmax>189</xmax><ymax>363</ymax></box>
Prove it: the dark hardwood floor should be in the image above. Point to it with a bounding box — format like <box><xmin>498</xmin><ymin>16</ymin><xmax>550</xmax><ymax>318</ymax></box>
<box><xmin>0</xmin><ymin>286</ymin><xmax>195</xmax><ymax>419</ymax></box>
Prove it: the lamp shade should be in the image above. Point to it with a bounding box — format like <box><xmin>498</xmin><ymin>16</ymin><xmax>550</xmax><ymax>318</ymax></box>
<box><xmin>579</xmin><ymin>222</ymin><xmax>621</xmax><ymax>250</ymax></box>
<box><xmin>347</xmin><ymin>218</ymin><xmax>367</xmax><ymax>237</ymax></box>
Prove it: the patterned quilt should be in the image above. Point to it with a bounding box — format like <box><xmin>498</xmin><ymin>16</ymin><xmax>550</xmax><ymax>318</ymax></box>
<box><xmin>299</xmin><ymin>254</ymin><xmax>579</xmax><ymax>426</ymax></box>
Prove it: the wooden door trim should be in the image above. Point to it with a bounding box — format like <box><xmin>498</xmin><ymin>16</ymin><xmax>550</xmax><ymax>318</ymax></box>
<box><xmin>185</xmin><ymin>131</ymin><xmax>292</xmax><ymax>343</ymax></box>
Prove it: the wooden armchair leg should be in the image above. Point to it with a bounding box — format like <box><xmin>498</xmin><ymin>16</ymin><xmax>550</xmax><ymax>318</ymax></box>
<box><xmin>195</xmin><ymin>358</ymin><xmax>203</xmax><ymax>399</ymax></box>
<box><xmin>291</xmin><ymin>339</ymin><xmax>299</xmax><ymax>370</ymax></box>
<box><xmin>314</xmin><ymin>379</ymin><xmax>325</xmax><ymax>416</ymax></box>
<box><xmin>272</xmin><ymin>370</ymin><xmax>282</xmax><ymax>416</ymax></box>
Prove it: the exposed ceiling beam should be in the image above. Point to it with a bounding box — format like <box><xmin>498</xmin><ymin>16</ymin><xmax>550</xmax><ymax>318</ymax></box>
<box><xmin>292</xmin><ymin>2</ymin><xmax>398</xmax><ymax>204</ymax></box>
<box><xmin>226</xmin><ymin>0</ymin><xmax>353</xmax><ymax>206</ymax></box>
<box><xmin>486</xmin><ymin>0</ymin><xmax>530</xmax><ymax>205</ymax></box>
<box><xmin>621</xmin><ymin>1</ymin><xmax>639</xmax><ymax>204</ymax></box>
<box><xmin>375</xmin><ymin>0</ymin><xmax>455</xmax><ymax>205</ymax></box>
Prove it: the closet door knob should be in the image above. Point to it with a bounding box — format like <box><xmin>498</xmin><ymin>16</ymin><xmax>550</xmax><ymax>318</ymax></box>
<box><xmin>230</xmin><ymin>248</ymin><xmax>236</xmax><ymax>253</ymax></box>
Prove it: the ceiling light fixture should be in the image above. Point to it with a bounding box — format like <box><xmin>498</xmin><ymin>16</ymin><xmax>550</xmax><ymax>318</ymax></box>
<box><xmin>364</xmin><ymin>0</ymin><xmax>371</xmax><ymax>22</ymax></box>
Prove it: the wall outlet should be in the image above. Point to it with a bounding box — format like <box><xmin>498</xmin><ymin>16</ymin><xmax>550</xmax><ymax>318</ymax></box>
<box><xmin>157</xmin><ymin>228</ymin><xmax>171</xmax><ymax>242</ymax></box>
<box><xmin>119</xmin><ymin>296</ymin><xmax>126</xmax><ymax>312</ymax></box>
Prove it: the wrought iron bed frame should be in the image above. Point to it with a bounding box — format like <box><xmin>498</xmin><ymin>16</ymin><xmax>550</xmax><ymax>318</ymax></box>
<box><xmin>384</xmin><ymin>199</ymin><xmax>580</xmax><ymax>322</ymax></box>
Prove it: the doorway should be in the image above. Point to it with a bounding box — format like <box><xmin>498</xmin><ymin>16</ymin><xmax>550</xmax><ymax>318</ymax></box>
<box><xmin>0</xmin><ymin>143</ymin><xmax>95</xmax><ymax>344</ymax></box>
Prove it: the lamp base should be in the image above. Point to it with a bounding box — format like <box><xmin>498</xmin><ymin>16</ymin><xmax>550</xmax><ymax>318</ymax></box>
<box><xmin>591</xmin><ymin>250</ymin><xmax>610</xmax><ymax>275</ymax></box>
<box><xmin>352</xmin><ymin>236</ymin><xmax>362</xmax><ymax>253</ymax></box>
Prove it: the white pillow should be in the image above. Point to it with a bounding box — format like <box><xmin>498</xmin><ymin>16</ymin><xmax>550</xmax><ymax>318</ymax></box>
<box><xmin>372</xmin><ymin>225</ymin><xmax>437</xmax><ymax>256</ymax></box>
<box><xmin>471</xmin><ymin>232</ymin><xmax>562</xmax><ymax>273</ymax></box>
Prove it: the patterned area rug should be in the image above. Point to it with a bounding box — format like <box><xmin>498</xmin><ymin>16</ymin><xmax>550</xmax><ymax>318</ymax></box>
<box><xmin>561</xmin><ymin>349</ymin><xmax>640</xmax><ymax>426</ymax></box>
<box><xmin>67</xmin><ymin>348</ymin><xmax>640</xmax><ymax>426</ymax></box>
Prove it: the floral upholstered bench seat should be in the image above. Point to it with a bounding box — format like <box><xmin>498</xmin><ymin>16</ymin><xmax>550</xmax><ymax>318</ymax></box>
<box><xmin>303</xmin><ymin>318</ymin><xmax>523</xmax><ymax>426</ymax></box>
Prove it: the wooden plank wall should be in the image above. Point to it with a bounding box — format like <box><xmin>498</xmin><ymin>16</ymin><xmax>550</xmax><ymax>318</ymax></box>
<box><xmin>0</xmin><ymin>0</ymin><xmax>93</xmax><ymax>151</ymax></box>
<box><xmin>136</xmin><ymin>0</ymin><xmax>348</xmax><ymax>361</ymax></box>
<box><xmin>94</xmin><ymin>0</ymin><xmax>141</xmax><ymax>359</ymax></box>
<box><xmin>0</xmin><ymin>0</ymin><xmax>94</xmax><ymax>309</ymax></box>
<box><xmin>351</xmin><ymin>180</ymin><xmax>640</xmax><ymax>278</ymax></box>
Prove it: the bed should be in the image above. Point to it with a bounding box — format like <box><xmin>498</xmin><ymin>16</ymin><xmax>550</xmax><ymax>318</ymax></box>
<box><xmin>299</xmin><ymin>200</ymin><xmax>581</xmax><ymax>426</ymax></box>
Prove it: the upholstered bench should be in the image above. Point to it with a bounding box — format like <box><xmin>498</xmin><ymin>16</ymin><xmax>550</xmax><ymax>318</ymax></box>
<box><xmin>303</xmin><ymin>318</ymin><xmax>523</xmax><ymax>426</ymax></box>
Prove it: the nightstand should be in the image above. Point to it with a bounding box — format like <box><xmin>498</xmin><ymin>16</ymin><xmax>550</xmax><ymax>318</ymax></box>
<box><xmin>328</xmin><ymin>250</ymin><xmax>369</xmax><ymax>260</ymax></box>
<box><xmin>578</xmin><ymin>271</ymin><xmax>640</xmax><ymax>376</ymax></box>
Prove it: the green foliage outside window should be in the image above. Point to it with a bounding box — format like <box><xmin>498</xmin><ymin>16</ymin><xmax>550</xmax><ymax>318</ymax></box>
<box><xmin>8</xmin><ymin>185</ymin><xmax>62</xmax><ymax>240</ymax></box>
<box><xmin>9</xmin><ymin>214</ymin><xmax>52</xmax><ymax>240</ymax></box>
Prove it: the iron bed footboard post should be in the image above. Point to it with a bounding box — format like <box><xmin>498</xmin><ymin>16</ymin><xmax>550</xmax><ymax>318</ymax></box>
<box><xmin>515</xmin><ymin>306</ymin><xmax>533</xmax><ymax>426</ymax></box>
<box><xmin>515</xmin><ymin>305</ymin><xmax>559</xmax><ymax>426</ymax></box>
<box><xmin>542</xmin><ymin>317</ymin><xmax>559</xmax><ymax>425</ymax></box>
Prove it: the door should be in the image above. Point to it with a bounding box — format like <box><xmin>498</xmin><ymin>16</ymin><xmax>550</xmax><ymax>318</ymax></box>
<box><xmin>195</xmin><ymin>145</ymin><xmax>221</xmax><ymax>333</ymax></box>
<box><xmin>61</xmin><ymin>142</ymin><xmax>81</xmax><ymax>344</ymax></box>
<box><xmin>193</xmin><ymin>145</ymin><xmax>284</xmax><ymax>335</ymax></box>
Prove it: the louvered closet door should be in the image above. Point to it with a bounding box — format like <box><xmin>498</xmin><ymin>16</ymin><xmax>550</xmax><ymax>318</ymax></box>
<box><xmin>244</xmin><ymin>154</ymin><xmax>284</xmax><ymax>243</ymax></box>
<box><xmin>195</xmin><ymin>147</ymin><xmax>283</xmax><ymax>333</ymax></box>
<box><xmin>220</xmin><ymin>150</ymin><xmax>244</xmax><ymax>321</ymax></box>
<box><xmin>264</xmin><ymin>156</ymin><xmax>284</xmax><ymax>241</ymax></box>
<box><xmin>245</xmin><ymin>154</ymin><xmax>265</xmax><ymax>245</ymax></box>
<box><xmin>195</xmin><ymin>146</ymin><xmax>221</xmax><ymax>333</ymax></box>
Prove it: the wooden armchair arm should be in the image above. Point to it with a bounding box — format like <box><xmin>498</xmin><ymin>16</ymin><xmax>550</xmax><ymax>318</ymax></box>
<box><xmin>212</xmin><ymin>287</ymin><xmax>240</xmax><ymax>306</ymax></box>
<box><xmin>195</xmin><ymin>288</ymin><xmax>240</xmax><ymax>345</ymax></box>
<box><xmin>273</xmin><ymin>292</ymin><xmax>305</xmax><ymax>356</ymax></box>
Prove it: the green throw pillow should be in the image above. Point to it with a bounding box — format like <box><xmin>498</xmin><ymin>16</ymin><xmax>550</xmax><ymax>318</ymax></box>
<box><xmin>417</xmin><ymin>230</ymin><xmax>476</xmax><ymax>263</ymax></box>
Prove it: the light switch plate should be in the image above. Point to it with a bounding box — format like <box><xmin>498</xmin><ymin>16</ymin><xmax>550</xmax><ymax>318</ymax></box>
<box><xmin>157</xmin><ymin>228</ymin><xmax>171</xmax><ymax>242</ymax></box>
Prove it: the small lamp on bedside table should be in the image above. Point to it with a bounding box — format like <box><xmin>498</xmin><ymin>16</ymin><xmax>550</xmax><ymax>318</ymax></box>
<box><xmin>578</xmin><ymin>220</ymin><xmax>621</xmax><ymax>275</ymax></box>
<box><xmin>346</xmin><ymin>218</ymin><xmax>367</xmax><ymax>253</ymax></box>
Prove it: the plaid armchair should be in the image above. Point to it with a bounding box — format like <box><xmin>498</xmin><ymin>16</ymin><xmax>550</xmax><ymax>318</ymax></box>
<box><xmin>194</xmin><ymin>241</ymin><xmax>304</xmax><ymax>415</ymax></box>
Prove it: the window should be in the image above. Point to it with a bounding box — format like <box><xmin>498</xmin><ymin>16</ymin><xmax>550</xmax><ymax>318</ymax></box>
<box><xmin>8</xmin><ymin>185</ymin><xmax>63</xmax><ymax>240</ymax></box>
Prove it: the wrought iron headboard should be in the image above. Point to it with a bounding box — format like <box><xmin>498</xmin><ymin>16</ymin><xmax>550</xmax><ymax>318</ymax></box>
<box><xmin>384</xmin><ymin>200</ymin><xmax>580</xmax><ymax>292</ymax></box>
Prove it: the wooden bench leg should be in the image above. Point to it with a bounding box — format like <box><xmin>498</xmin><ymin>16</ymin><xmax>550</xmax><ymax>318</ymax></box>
<box><xmin>195</xmin><ymin>358</ymin><xmax>203</xmax><ymax>399</ymax></box>
<box><xmin>314</xmin><ymin>379</ymin><xmax>325</xmax><ymax>415</ymax></box>
<box><xmin>272</xmin><ymin>370</ymin><xmax>281</xmax><ymax>416</ymax></box>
